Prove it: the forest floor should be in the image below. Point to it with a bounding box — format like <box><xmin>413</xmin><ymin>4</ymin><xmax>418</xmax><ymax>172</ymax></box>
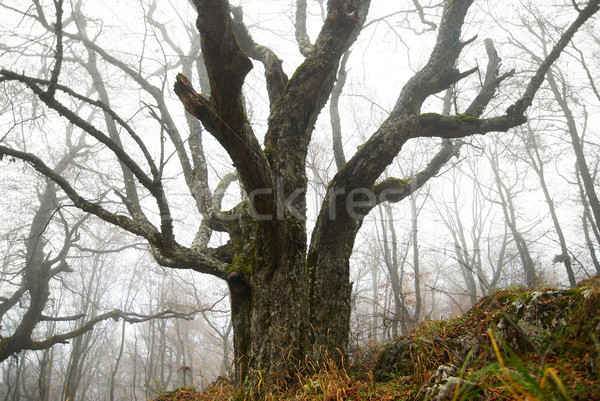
<box><xmin>155</xmin><ymin>276</ymin><xmax>600</xmax><ymax>400</ymax></box>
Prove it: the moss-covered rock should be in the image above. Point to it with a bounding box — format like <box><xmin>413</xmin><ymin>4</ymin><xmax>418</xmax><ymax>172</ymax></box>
<box><xmin>373</xmin><ymin>277</ymin><xmax>600</xmax><ymax>389</ymax></box>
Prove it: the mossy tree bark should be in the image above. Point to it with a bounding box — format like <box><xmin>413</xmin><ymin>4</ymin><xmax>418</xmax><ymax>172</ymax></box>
<box><xmin>176</xmin><ymin>0</ymin><xmax>598</xmax><ymax>380</ymax></box>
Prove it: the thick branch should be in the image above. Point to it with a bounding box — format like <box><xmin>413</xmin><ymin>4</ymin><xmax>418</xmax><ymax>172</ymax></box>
<box><xmin>373</xmin><ymin>140</ymin><xmax>460</xmax><ymax>206</ymax></box>
<box><xmin>231</xmin><ymin>7</ymin><xmax>289</xmax><ymax>108</ymax></box>
<box><xmin>40</xmin><ymin>314</ymin><xmax>86</xmax><ymax>322</ymax></box>
<box><xmin>174</xmin><ymin>73</ymin><xmax>273</xmax><ymax>218</ymax></box>
<box><xmin>46</xmin><ymin>0</ymin><xmax>63</xmax><ymax>98</ymax></box>
<box><xmin>394</xmin><ymin>0</ymin><xmax>476</xmax><ymax>114</ymax></box>
<box><xmin>331</xmin><ymin>50</ymin><xmax>351</xmax><ymax>170</ymax></box>
<box><xmin>180</xmin><ymin>1</ymin><xmax>274</xmax><ymax>218</ymax></box>
<box><xmin>295</xmin><ymin>0</ymin><xmax>313</xmax><ymax>56</ymax></box>
<box><xmin>264</xmin><ymin>0</ymin><xmax>371</xmax><ymax>226</ymax></box>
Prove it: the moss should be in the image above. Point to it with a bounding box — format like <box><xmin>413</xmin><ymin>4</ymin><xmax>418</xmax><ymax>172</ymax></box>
<box><xmin>373</xmin><ymin>178</ymin><xmax>410</xmax><ymax>194</ymax></box>
<box><xmin>115</xmin><ymin>215</ymin><xmax>130</xmax><ymax>225</ymax></box>
<box><xmin>419</xmin><ymin>112</ymin><xmax>443</xmax><ymax>123</ymax></box>
<box><xmin>419</xmin><ymin>112</ymin><xmax>482</xmax><ymax>127</ymax></box>
<box><xmin>451</xmin><ymin>113</ymin><xmax>481</xmax><ymax>124</ymax></box>
<box><xmin>496</xmin><ymin>291</ymin><xmax>531</xmax><ymax>307</ymax></box>
<box><xmin>228</xmin><ymin>257</ymin><xmax>253</xmax><ymax>275</ymax></box>
<box><xmin>227</xmin><ymin>235</ymin><xmax>258</xmax><ymax>277</ymax></box>
<box><xmin>263</xmin><ymin>146</ymin><xmax>278</xmax><ymax>157</ymax></box>
<box><xmin>564</xmin><ymin>287</ymin><xmax>584</xmax><ymax>297</ymax></box>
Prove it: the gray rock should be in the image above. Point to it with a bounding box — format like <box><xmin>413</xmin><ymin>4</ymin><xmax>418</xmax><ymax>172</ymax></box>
<box><xmin>411</xmin><ymin>364</ymin><xmax>480</xmax><ymax>401</ymax></box>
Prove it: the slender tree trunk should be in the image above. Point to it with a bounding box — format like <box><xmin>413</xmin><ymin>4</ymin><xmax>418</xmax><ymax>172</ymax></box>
<box><xmin>221</xmin><ymin>322</ymin><xmax>232</xmax><ymax>374</ymax></box>
<box><xmin>109</xmin><ymin>321</ymin><xmax>127</xmax><ymax>401</ymax></box>
<box><xmin>545</xmin><ymin>70</ymin><xmax>600</xmax><ymax>235</ymax></box>
<box><xmin>11</xmin><ymin>358</ymin><xmax>21</xmax><ymax>401</ymax></box>
<box><xmin>376</xmin><ymin>203</ymin><xmax>412</xmax><ymax>336</ymax></box>
<box><xmin>37</xmin><ymin>332</ymin><xmax>54</xmax><ymax>401</ymax></box>
<box><xmin>409</xmin><ymin>193</ymin><xmax>422</xmax><ymax>322</ymax></box>
<box><xmin>519</xmin><ymin>125</ymin><xmax>576</xmax><ymax>286</ymax></box>
<box><xmin>577</xmin><ymin>166</ymin><xmax>600</xmax><ymax>275</ymax></box>
<box><xmin>489</xmin><ymin>149</ymin><xmax>538</xmax><ymax>288</ymax></box>
<box><xmin>369</xmin><ymin>263</ymin><xmax>379</xmax><ymax>343</ymax></box>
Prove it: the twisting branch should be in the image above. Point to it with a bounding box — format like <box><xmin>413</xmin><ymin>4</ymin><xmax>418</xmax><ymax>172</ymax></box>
<box><xmin>0</xmin><ymin>308</ymin><xmax>205</xmax><ymax>362</ymax></box>
<box><xmin>0</xmin><ymin>68</ymin><xmax>177</xmax><ymax>244</ymax></box>
<box><xmin>29</xmin><ymin>1</ymin><xmax>198</xmax><ymax>219</ymax></box>
<box><xmin>507</xmin><ymin>0</ymin><xmax>600</xmax><ymax>118</ymax></box>
<box><xmin>0</xmin><ymin>71</ymin><xmax>154</xmax><ymax>191</ymax></box>
<box><xmin>46</xmin><ymin>0</ymin><xmax>63</xmax><ymax>99</ymax></box>
<box><xmin>231</xmin><ymin>6</ymin><xmax>289</xmax><ymax>109</ymax></box>
<box><xmin>412</xmin><ymin>0</ymin><xmax>597</xmax><ymax>139</ymax></box>
<box><xmin>0</xmin><ymin>144</ymin><xmax>231</xmax><ymax>277</ymax></box>
<box><xmin>177</xmin><ymin>0</ymin><xmax>274</xmax><ymax>221</ymax></box>
<box><xmin>330</xmin><ymin>50</ymin><xmax>351</xmax><ymax>170</ymax></box>
<box><xmin>412</xmin><ymin>0</ymin><xmax>437</xmax><ymax>32</ymax></box>
<box><xmin>295</xmin><ymin>0</ymin><xmax>313</xmax><ymax>56</ymax></box>
<box><xmin>330</xmin><ymin>0</ymin><xmax>477</xmax><ymax>193</ymax></box>
<box><xmin>0</xmin><ymin>144</ymin><xmax>160</xmax><ymax>241</ymax></box>
<box><xmin>371</xmin><ymin>140</ymin><xmax>461</xmax><ymax>208</ymax></box>
<box><xmin>3</xmin><ymin>74</ymin><xmax>159</xmax><ymax>180</ymax></box>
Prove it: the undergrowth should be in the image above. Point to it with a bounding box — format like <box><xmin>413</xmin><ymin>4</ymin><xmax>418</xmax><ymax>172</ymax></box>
<box><xmin>154</xmin><ymin>277</ymin><xmax>600</xmax><ymax>400</ymax></box>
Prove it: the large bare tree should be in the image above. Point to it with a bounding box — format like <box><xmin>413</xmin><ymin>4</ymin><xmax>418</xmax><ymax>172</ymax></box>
<box><xmin>1</xmin><ymin>0</ymin><xmax>598</xmax><ymax>387</ymax></box>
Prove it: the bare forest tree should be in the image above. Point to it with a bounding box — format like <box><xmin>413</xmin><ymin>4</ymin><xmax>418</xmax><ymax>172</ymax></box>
<box><xmin>1</xmin><ymin>0</ymin><xmax>599</xmax><ymax>389</ymax></box>
<box><xmin>495</xmin><ymin>4</ymin><xmax>600</xmax><ymax>282</ymax></box>
<box><xmin>0</xmin><ymin>142</ymin><xmax>199</xmax><ymax>366</ymax></box>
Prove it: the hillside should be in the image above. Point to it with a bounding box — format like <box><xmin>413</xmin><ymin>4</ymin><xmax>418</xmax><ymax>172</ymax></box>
<box><xmin>156</xmin><ymin>277</ymin><xmax>600</xmax><ymax>400</ymax></box>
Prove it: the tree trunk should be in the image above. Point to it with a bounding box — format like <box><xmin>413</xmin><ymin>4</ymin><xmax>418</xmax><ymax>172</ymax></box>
<box><xmin>519</xmin><ymin>125</ymin><xmax>576</xmax><ymax>287</ymax></box>
<box><xmin>409</xmin><ymin>193</ymin><xmax>422</xmax><ymax>321</ymax></box>
<box><xmin>488</xmin><ymin>148</ymin><xmax>538</xmax><ymax>288</ymax></box>
<box><xmin>545</xmin><ymin>70</ymin><xmax>600</xmax><ymax>236</ymax></box>
<box><xmin>577</xmin><ymin>166</ymin><xmax>600</xmax><ymax>275</ymax></box>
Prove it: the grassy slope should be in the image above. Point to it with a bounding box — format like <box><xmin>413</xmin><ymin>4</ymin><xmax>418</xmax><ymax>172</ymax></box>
<box><xmin>155</xmin><ymin>277</ymin><xmax>600</xmax><ymax>400</ymax></box>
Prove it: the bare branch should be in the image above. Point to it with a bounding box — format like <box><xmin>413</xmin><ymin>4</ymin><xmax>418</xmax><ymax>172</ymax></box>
<box><xmin>331</xmin><ymin>50</ymin><xmax>351</xmax><ymax>170</ymax></box>
<box><xmin>507</xmin><ymin>0</ymin><xmax>600</xmax><ymax>117</ymax></box>
<box><xmin>46</xmin><ymin>0</ymin><xmax>63</xmax><ymax>99</ymax></box>
<box><xmin>0</xmin><ymin>144</ymin><xmax>160</xmax><ymax>241</ymax></box>
<box><xmin>412</xmin><ymin>0</ymin><xmax>437</xmax><ymax>32</ymax></box>
<box><xmin>20</xmin><ymin>309</ymin><xmax>204</xmax><ymax>354</ymax></box>
<box><xmin>39</xmin><ymin>314</ymin><xmax>86</xmax><ymax>322</ymax></box>
<box><xmin>295</xmin><ymin>0</ymin><xmax>313</xmax><ymax>56</ymax></box>
<box><xmin>231</xmin><ymin>6</ymin><xmax>289</xmax><ymax>108</ymax></box>
<box><xmin>372</xmin><ymin>140</ymin><xmax>460</xmax><ymax>207</ymax></box>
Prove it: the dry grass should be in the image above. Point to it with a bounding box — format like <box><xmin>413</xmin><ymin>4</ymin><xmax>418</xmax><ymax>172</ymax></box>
<box><xmin>154</xmin><ymin>277</ymin><xmax>600</xmax><ymax>401</ymax></box>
